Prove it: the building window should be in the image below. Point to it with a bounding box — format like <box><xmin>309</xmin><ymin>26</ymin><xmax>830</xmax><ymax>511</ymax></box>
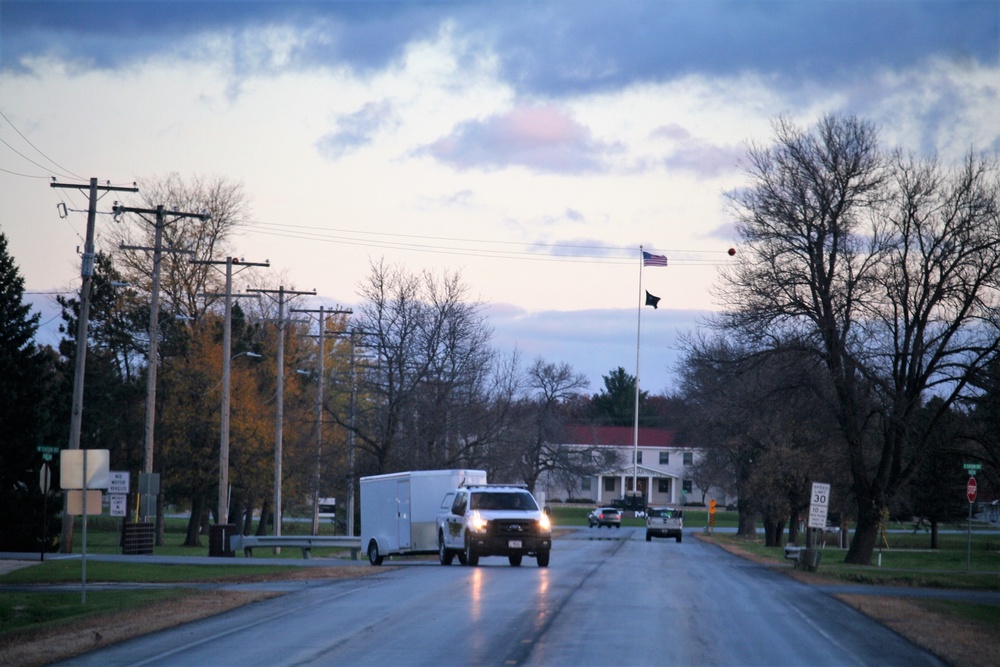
<box><xmin>683</xmin><ymin>452</ymin><xmax>693</xmax><ymax>466</ymax></box>
<box><xmin>582</xmin><ymin>477</ymin><xmax>592</xmax><ymax>491</ymax></box>
<box><xmin>658</xmin><ymin>478</ymin><xmax>670</xmax><ymax>494</ymax></box>
<box><xmin>634</xmin><ymin>451</ymin><xmax>643</xmax><ymax>464</ymax></box>
<box><xmin>604</xmin><ymin>477</ymin><xmax>615</xmax><ymax>493</ymax></box>
<box><xmin>682</xmin><ymin>479</ymin><xmax>693</xmax><ymax>493</ymax></box>
<box><xmin>659</xmin><ymin>451</ymin><xmax>669</xmax><ymax>465</ymax></box>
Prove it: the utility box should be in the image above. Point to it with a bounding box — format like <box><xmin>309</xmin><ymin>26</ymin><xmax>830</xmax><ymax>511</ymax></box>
<box><xmin>361</xmin><ymin>469</ymin><xmax>487</xmax><ymax>565</ymax></box>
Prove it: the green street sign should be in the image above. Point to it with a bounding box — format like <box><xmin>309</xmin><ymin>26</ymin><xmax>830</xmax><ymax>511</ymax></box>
<box><xmin>963</xmin><ymin>463</ymin><xmax>982</xmax><ymax>471</ymax></box>
<box><xmin>37</xmin><ymin>445</ymin><xmax>61</xmax><ymax>455</ymax></box>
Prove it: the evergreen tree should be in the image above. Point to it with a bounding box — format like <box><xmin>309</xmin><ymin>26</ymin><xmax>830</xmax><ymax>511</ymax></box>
<box><xmin>0</xmin><ymin>230</ymin><xmax>62</xmax><ymax>551</ymax></box>
<box><xmin>589</xmin><ymin>367</ymin><xmax>651</xmax><ymax>426</ymax></box>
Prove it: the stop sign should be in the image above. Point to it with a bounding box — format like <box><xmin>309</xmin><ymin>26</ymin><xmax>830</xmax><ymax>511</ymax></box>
<box><xmin>967</xmin><ymin>477</ymin><xmax>978</xmax><ymax>503</ymax></box>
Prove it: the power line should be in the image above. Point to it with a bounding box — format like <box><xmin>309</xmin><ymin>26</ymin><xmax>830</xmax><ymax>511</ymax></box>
<box><xmin>0</xmin><ymin>109</ymin><xmax>83</xmax><ymax>180</ymax></box>
<box><xmin>241</xmin><ymin>220</ymin><xmax>729</xmax><ymax>265</ymax></box>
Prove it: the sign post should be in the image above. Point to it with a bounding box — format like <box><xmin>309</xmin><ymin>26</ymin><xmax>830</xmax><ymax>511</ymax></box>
<box><xmin>964</xmin><ymin>463</ymin><xmax>980</xmax><ymax>572</ymax></box>
<box><xmin>60</xmin><ymin>449</ymin><xmax>110</xmax><ymax>604</ymax></box>
<box><xmin>36</xmin><ymin>446</ymin><xmax>59</xmax><ymax>561</ymax></box>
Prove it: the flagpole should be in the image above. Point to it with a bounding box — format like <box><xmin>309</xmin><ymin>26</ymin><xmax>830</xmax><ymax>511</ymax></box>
<box><xmin>633</xmin><ymin>246</ymin><xmax>643</xmax><ymax>497</ymax></box>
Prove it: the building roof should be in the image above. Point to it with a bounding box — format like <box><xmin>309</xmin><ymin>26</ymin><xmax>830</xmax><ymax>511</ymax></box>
<box><xmin>559</xmin><ymin>425</ymin><xmax>678</xmax><ymax>448</ymax></box>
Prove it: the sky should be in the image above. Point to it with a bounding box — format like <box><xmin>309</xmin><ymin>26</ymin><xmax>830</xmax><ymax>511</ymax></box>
<box><xmin>1</xmin><ymin>1</ymin><xmax>998</xmax><ymax>395</ymax></box>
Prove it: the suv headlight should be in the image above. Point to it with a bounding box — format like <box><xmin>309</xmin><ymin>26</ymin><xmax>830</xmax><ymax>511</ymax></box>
<box><xmin>538</xmin><ymin>513</ymin><xmax>551</xmax><ymax>532</ymax></box>
<box><xmin>470</xmin><ymin>511</ymin><xmax>488</xmax><ymax>533</ymax></box>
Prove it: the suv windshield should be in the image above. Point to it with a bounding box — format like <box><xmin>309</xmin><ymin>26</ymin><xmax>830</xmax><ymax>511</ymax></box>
<box><xmin>470</xmin><ymin>491</ymin><xmax>538</xmax><ymax>511</ymax></box>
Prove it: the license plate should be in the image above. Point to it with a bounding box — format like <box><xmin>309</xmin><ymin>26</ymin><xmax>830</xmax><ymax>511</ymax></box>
<box><xmin>508</xmin><ymin>540</ymin><xmax>522</xmax><ymax>549</ymax></box>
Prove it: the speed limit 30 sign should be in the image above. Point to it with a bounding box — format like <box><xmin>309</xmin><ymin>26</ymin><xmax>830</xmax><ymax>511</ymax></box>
<box><xmin>808</xmin><ymin>482</ymin><xmax>831</xmax><ymax>529</ymax></box>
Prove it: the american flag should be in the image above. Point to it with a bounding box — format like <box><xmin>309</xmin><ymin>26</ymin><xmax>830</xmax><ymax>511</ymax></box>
<box><xmin>642</xmin><ymin>251</ymin><xmax>668</xmax><ymax>267</ymax></box>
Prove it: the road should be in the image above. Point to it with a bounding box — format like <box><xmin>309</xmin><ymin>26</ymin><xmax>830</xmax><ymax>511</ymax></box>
<box><xmin>54</xmin><ymin>528</ymin><xmax>944</xmax><ymax>666</ymax></box>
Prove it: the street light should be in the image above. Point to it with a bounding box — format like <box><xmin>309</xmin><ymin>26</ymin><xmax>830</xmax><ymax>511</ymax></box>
<box><xmin>219</xmin><ymin>350</ymin><xmax>262</xmax><ymax>526</ymax></box>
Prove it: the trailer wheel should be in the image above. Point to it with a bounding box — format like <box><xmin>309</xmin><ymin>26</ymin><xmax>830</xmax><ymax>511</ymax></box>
<box><xmin>439</xmin><ymin>534</ymin><xmax>454</xmax><ymax>565</ymax></box>
<box><xmin>367</xmin><ymin>539</ymin><xmax>384</xmax><ymax>566</ymax></box>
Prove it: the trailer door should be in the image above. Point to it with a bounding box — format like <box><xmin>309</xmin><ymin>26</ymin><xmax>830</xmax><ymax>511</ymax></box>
<box><xmin>397</xmin><ymin>479</ymin><xmax>411</xmax><ymax>550</ymax></box>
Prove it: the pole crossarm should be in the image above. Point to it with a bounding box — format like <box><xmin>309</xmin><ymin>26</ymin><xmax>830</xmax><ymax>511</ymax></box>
<box><xmin>120</xmin><ymin>243</ymin><xmax>194</xmax><ymax>255</ymax></box>
<box><xmin>50</xmin><ymin>180</ymin><xmax>138</xmax><ymax>194</ymax></box>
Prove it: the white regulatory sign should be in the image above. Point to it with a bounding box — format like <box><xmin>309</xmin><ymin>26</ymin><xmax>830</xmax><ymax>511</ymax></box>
<box><xmin>109</xmin><ymin>471</ymin><xmax>130</xmax><ymax>495</ymax></box>
<box><xmin>808</xmin><ymin>503</ymin><xmax>829</xmax><ymax>529</ymax></box>
<box><xmin>110</xmin><ymin>494</ymin><xmax>127</xmax><ymax>517</ymax></box>
<box><xmin>808</xmin><ymin>482</ymin><xmax>831</xmax><ymax>529</ymax></box>
<box><xmin>811</xmin><ymin>482</ymin><xmax>831</xmax><ymax>507</ymax></box>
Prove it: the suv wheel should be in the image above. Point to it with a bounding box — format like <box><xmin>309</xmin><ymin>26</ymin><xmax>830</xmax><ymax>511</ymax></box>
<box><xmin>465</xmin><ymin>536</ymin><xmax>479</xmax><ymax>567</ymax></box>
<box><xmin>439</xmin><ymin>534</ymin><xmax>454</xmax><ymax>565</ymax></box>
<box><xmin>536</xmin><ymin>550</ymin><xmax>550</xmax><ymax>567</ymax></box>
<box><xmin>508</xmin><ymin>554</ymin><xmax>523</xmax><ymax>567</ymax></box>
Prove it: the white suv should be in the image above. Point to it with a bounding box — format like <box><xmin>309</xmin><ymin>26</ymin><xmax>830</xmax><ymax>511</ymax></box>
<box><xmin>437</xmin><ymin>485</ymin><xmax>552</xmax><ymax>567</ymax></box>
<box><xmin>646</xmin><ymin>506</ymin><xmax>683</xmax><ymax>543</ymax></box>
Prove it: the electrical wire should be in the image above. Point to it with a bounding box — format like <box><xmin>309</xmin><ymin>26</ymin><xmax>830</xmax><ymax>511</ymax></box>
<box><xmin>0</xmin><ymin>165</ymin><xmax>50</xmax><ymax>179</ymax></box>
<box><xmin>0</xmin><ymin>109</ymin><xmax>83</xmax><ymax>181</ymax></box>
<box><xmin>241</xmin><ymin>219</ymin><xmax>730</xmax><ymax>266</ymax></box>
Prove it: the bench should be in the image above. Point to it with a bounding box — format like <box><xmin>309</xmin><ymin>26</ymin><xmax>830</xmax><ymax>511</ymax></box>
<box><xmin>229</xmin><ymin>534</ymin><xmax>362</xmax><ymax>560</ymax></box>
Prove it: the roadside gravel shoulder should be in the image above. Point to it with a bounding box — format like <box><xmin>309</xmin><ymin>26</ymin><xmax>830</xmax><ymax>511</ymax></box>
<box><xmin>698</xmin><ymin>532</ymin><xmax>998</xmax><ymax>667</ymax></box>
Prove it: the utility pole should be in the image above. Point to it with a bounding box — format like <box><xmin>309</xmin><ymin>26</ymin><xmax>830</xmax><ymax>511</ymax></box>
<box><xmin>247</xmin><ymin>285</ymin><xmax>315</xmax><ymax>545</ymax></box>
<box><xmin>115</xmin><ymin>203</ymin><xmax>206</xmax><ymax>530</ymax></box>
<box><xmin>292</xmin><ymin>305</ymin><xmax>352</xmax><ymax>535</ymax></box>
<box><xmin>51</xmin><ymin>178</ymin><xmax>138</xmax><ymax>553</ymax></box>
<box><xmin>195</xmin><ymin>256</ymin><xmax>269</xmax><ymax>526</ymax></box>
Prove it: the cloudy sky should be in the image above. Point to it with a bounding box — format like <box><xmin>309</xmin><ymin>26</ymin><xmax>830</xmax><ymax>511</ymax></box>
<box><xmin>1</xmin><ymin>1</ymin><xmax>998</xmax><ymax>393</ymax></box>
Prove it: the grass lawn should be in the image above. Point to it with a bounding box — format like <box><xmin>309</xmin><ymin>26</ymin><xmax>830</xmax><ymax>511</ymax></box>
<box><xmin>0</xmin><ymin>589</ymin><xmax>199</xmax><ymax>636</ymax></box>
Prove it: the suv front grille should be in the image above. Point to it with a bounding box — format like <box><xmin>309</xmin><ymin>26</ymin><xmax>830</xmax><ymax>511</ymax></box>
<box><xmin>489</xmin><ymin>519</ymin><xmax>540</xmax><ymax>537</ymax></box>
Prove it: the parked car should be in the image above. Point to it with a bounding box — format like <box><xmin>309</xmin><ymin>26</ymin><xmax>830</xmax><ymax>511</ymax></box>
<box><xmin>588</xmin><ymin>507</ymin><xmax>622</xmax><ymax>528</ymax></box>
<box><xmin>646</xmin><ymin>506</ymin><xmax>683</xmax><ymax>542</ymax></box>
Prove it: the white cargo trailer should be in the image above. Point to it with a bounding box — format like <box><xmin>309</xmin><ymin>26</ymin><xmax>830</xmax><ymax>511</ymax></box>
<box><xmin>361</xmin><ymin>469</ymin><xmax>487</xmax><ymax>565</ymax></box>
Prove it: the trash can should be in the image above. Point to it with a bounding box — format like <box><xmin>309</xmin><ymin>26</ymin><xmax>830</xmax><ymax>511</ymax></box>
<box><xmin>799</xmin><ymin>548</ymin><xmax>822</xmax><ymax>572</ymax></box>
<box><xmin>209</xmin><ymin>523</ymin><xmax>236</xmax><ymax>557</ymax></box>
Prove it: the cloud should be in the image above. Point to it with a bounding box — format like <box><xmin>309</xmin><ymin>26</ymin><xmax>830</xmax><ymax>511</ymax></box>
<box><xmin>4</xmin><ymin>2</ymin><xmax>996</xmax><ymax>103</ymax></box>
<box><xmin>418</xmin><ymin>105</ymin><xmax>621</xmax><ymax>173</ymax></box>
<box><xmin>488</xmin><ymin>304</ymin><xmax>705</xmax><ymax>393</ymax></box>
<box><xmin>315</xmin><ymin>100</ymin><xmax>398</xmax><ymax>160</ymax></box>
<box><xmin>653</xmin><ymin>123</ymin><xmax>743</xmax><ymax>178</ymax></box>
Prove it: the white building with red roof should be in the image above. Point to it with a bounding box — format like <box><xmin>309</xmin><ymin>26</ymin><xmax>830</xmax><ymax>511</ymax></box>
<box><xmin>540</xmin><ymin>425</ymin><xmax>731</xmax><ymax>508</ymax></box>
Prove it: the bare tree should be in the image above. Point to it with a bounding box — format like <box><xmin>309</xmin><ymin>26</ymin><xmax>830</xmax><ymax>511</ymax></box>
<box><xmin>511</xmin><ymin>358</ymin><xmax>625</xmax><ymax>495</ymax></box>
<box><xmin>718</xmin><ymin>114</ymin><xmax>1000</xmax><ymax>563</ymax></box>
<box><xmin>107</xmin><ymin>173</ymin><xmax>251</xmax><ymax>320</ymax></box>
<box><xmin>350</xmin><ymin>259</ymin><xmax>500</xmax><ymax>473</ymax></box>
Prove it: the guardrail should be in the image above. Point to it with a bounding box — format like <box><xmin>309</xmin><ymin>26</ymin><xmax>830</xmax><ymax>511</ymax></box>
<box><xmin>229</xmin><ymin>534</ymin><xmax>362</xmax><ymax>560</ymax></box>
